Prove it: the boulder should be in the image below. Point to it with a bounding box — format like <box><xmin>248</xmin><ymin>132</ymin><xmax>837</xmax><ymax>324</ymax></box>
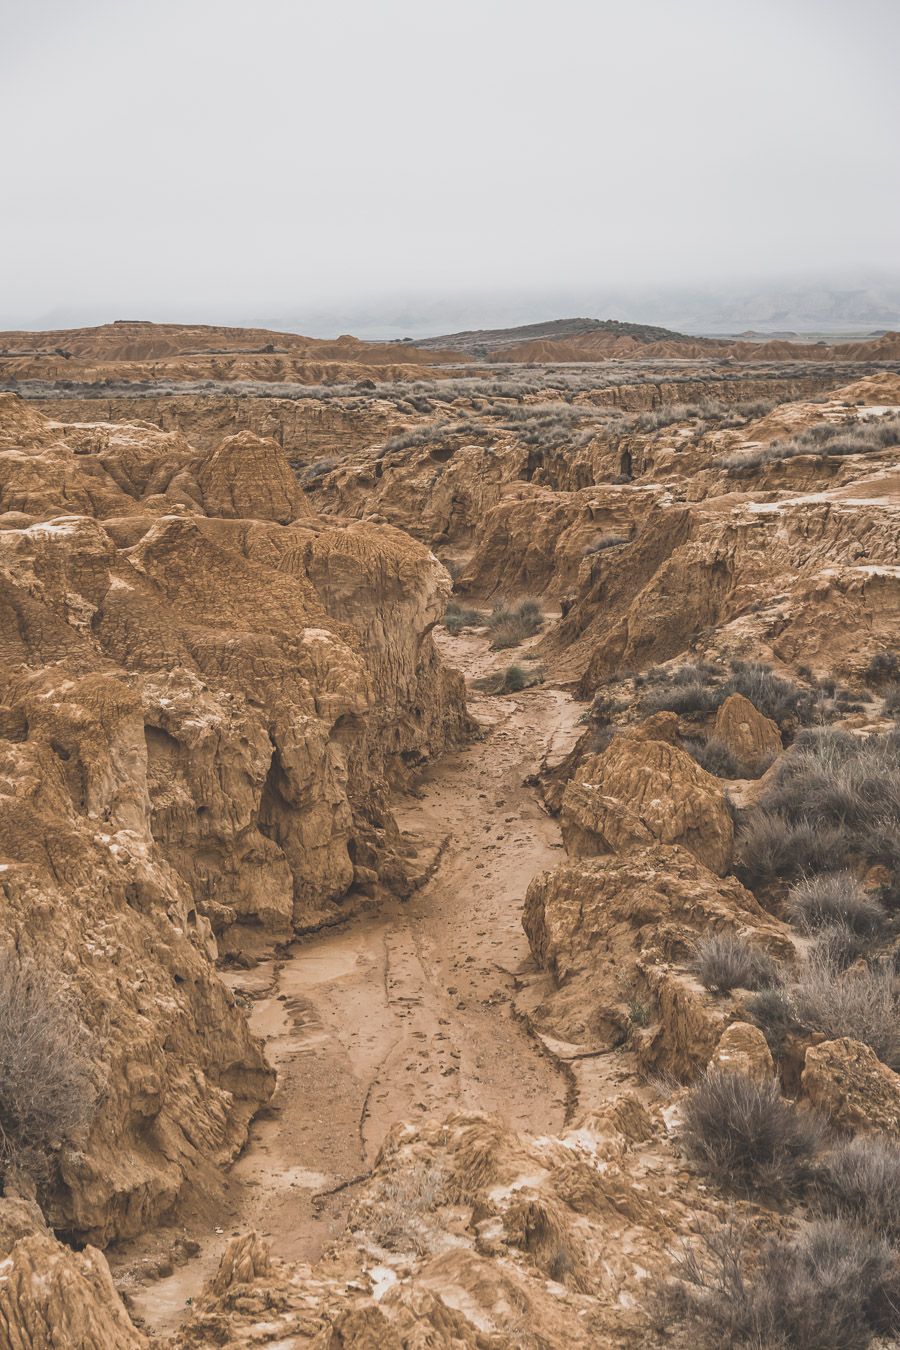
<box><xmin>560</xmin><ymin>732</ymin><xmax>734</xmax><ymax>874</ymax></box>
<box><xmin>0</xmin><ymin>1231</ymin><xmax>146</xmax><ymax>1348</ymax></box>
<box><xmin>713</xmin><ymin>693</ymin><xmax>781</xmax><ymax>772</ymax></box>
<box><xmin>523</xmin><ymin>844</ymin><xmax>790</xmax><ymax>1056</ymax></box>
<box><xmin>710</xmin><ymin>1021</ymin><xmax>775</xmax><ymax>1084</ymax></box>
<box><xmin>801</xmin><ymin>1038</ymin><xmax>900</xmax><ymax>1134</ymax></box>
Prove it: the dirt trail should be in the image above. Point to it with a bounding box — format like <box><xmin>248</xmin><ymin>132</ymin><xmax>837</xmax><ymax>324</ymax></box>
<box><xmin>117</xmin><ymin>629</ymin><xmax>582</xmax><ymax>1336</ymax></box>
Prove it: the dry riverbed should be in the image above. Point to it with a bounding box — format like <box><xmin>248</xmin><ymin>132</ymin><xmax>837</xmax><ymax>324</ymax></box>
<box><xmin>112</xmin><ymin>627</ymin><xmax>583</xmax><ymax>1336</ymax></box>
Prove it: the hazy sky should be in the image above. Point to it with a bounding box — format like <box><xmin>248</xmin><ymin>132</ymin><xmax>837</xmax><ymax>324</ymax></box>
<box><xmin>2</xmin><ymin>0</ymin><xmax>898</xmax><ymax>330</ymax></box>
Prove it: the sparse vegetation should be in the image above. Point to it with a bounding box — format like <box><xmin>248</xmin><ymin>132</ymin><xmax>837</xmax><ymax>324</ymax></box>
<box><xmin>0</xmin><ymin>950</ymin><xmax>96</xmax><ymax>1181</ymax></box>
<box><xmin>582</xmin><ymin>532</ymin><xmax>629</xmax><ymax>556</ymax></box>
<box><xmin>487</xmin><ymin>598</ymin><xmax>544</xmax><ymax>649</ymax></box>
<box><xmin>692</xmin><ymin>933</ymin><xmax>779</xmax><ymax>994</ymax></box>
<box><xmin>640</xmin><ymin>658</ymin><xmax>817</xmax><ymax>727</ymax></box>
<box><xmin>684</xmin><ymin>735</ymin><xmax>741</xmax><ymax>778</ymax></box>
<box><xmin>366</xmin><ymin>1161</ymin><xmax>446</xmax><ymax>1255</ymax></box>
<box><xmin>442</xmin><ymin>601</ymin><xmax>482</xmax><ymax>635</ymax></box>
<box><xmin>738</xmin><ymin>811</ymin><xmax>846</xmax><ymax>884</ymax></box>
<box><xmin>722</xmin><ymin>412</ymin><xmax>900</xmax><ymax>475</ymax></box>
<box><xmin>680</xmin><ymin>1069</ymin><xmax>823</xmax><ymax>1193</ymax></box>
<box><xmin>472</xmin><ymin>662</ymin><xmax>543</xmax><ymax>695</ymax></box>
<box><xmin>813</xmin><ymin>1134</ymin><xmax>900</xmax><ymax>1240</ymax></box>
<box><xmin>864</xmin><ymin>651</ymin><xmax>900</xmax><ymax>689</ymax></box>
<box><xmin>738</xmin><ymin>728</ymin><xmax>900</xmax><ymax>885</ymax></box>
<box><xmin>787</xmin><ymin>872</ymin><xmax>887</xmax><ymax>938</ymax></box>
<box><xmin>749</xmin><ymin>950</ymin><xmax>900</xmax><ymax>1067</ymax></box>
<box><xmin>659</xmin><ymin>1219</ymin><xmax>900</xmax><ymax>1350</ymax></box>
<box><xmin>746</xmin><ymin>985</ymin><xmax>797</xmax><ymax>1050</ymax></box>
<box><xmin>790</xmin><ymin>957</ymin><xmax>900</xmax><ymax>1070</ymax></box>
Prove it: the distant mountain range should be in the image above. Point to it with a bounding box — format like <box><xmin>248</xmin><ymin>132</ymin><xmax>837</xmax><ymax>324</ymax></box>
<box><xmin>264</xmin><ymin>278</ymin><xmax>900</xmax><ymax>343</ymax></box>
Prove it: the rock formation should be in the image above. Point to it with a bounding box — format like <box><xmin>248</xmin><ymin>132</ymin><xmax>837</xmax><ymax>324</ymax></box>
<box><xmin>0</xmin><ymin>394</ymin><xmax>468</xmax><ymax>1249</ymax></box>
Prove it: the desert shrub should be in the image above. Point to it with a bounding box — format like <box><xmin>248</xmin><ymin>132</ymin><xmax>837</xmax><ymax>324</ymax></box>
<box><xmin>638</xmin><ymin>658</ymin><xmax>814</xmax><ymax>726</ymax></box>
<box><xmin>790</xmin><ymin>957</ymin><xmax>900</xmax><ymax>1070</ymax></box>
<box><xmin>471</xmin><ymin>663</ymin><xmax>541</xmax><ymax>695</ymax></box>
<box><xmin>808</xmin><ymin>922</ymin><xmax>872</xmax><ymax>972</ymax></box>
<box><xmin>864</xmin><ymin>651</ymin><xmax>900</xmax><ymax>688</ymax></box>
<box><xmin>367</xmin><ymin>1161</ymin><xmax>446</xmax><ymax>1254</ymax></box>
<box><xmin>660</xmin><ymin>1219</ymin><xmax>900</xmax><ymax>1350</ymax></box>
<box><xmin>883</xmin><ymin>683</ymin><xmax>900</xmax><ymax>716</ymax></box>
<box><xmin>302</xmin><ymin>456</ymin><xmax>337</xmax><ymax>482</ymax></box>
<box><xmin>640</xmin><ymin>672</ymin><xmax>722</xmax><ymax>716</ymax></box>
<box><xmin>787</xmin><ymin>873</ymin><xmax>886</xmax><ymax>938</ymax></box>
<box><xmin>738</xmin><ymin>810</ymin><xmax>846</xmax><ymax>885</ymax></box>
<box><xmin>0</xmin><ymin>951</ymin><xmax>96</xmax><ymax>1180</ymax></box>
<box><xmin>442</xmin><ymin>601</ymin><xmax>482</xmax><ymax>634</ymax></box>
<box><xmin>724</xmin><ymin>660</ymin><xmax>815</xmax><ymax>726</ymax></box>
<box><xmin>681</xmin><ymin>1069</ymin><xmax>823</xmax><ymax>1194</ymax></box>
<box><xmin>738</xmin><ymin>728</ymin><xmax>900</xmax><ymax>884</ymax></box>
<box><xmin>503</xmin><ymin>664</ymin><xmax>527</xmax><ymax>692</ymax></box>
<box><xmin>684</xmin><ymin>735</ymin><xmax>741</xmax><ymax>779</ymax></box>
<box><xmin>692</xmin><ymin>933</ymin><xmax>779</xmax><ymax>994</ymax></box>
<box><xmin>582</xmin><ymin>533</ymin><xmax>629</xmax><ymax>556</ymax></box>
<box><xmin>813</xmin><ymin>1135</ymin><xmax>900</xmax><ymax>1240</ymax></box>
<box><xmin>488</xmin><ymin>598</ymin><xmax>543</xmax><ymax>650</ymax></box>
<box><xmin>746</xmin><ymin>985</ymin><xmax>798</xmax><ymax>1050</ymax></box>
<box><xmin>722</xmin><ymin>413</ymin><xmax>900</xmax><ymax>476</ymax></box>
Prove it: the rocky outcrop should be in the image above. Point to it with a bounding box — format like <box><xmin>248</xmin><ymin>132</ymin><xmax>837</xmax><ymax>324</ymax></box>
<box><xmin>166</xmin><ymin>1101</ymin><xmax>742</xmax><ymax>1349</ymax></box>
<box><xmin>801</xmin><ymin>1038</ymin><xmax>900</xmax><ymax>1135</ymax></box>
<box><xmin>560</xmin><ymin>726</ymin><xmax>734</xmax><ymax>874</ymax></box>
<box><xmin>196</xmin><ymin>431</ymin><xmax>309</xmax><ymax>522</ymax></box>
<box><xmin>709</xmin><ymin>1021</ymin><xmax>775</xmax><ymax>1084</ymax></box>
<box><xmin>0</xmin><ymin>398</ymin><xmax>470</xmax><ymax>1244</ymax></box>
<box><xmin>523</xmin><ymin>845</ymin><xmax>790</xmax><ymax>1061</ymax></box>
<box><xmin>0</xmin><ymin>1200</ymin><xmax>145</xmax><ymax>1349</ymax></box>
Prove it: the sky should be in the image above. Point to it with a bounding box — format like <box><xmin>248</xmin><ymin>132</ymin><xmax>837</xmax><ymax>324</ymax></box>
<box><xmin>1</xmin><ymin>0</ymin><xmax>899</xmax><ymax>333</ymax></box>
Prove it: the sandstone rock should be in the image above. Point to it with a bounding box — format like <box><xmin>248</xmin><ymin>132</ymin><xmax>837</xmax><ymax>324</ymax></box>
<box><xmin>209</xmin><ymin>1231</ymin><xmax>273</xmax><ymax>1296</ymax></box>
<box><xmin>802</xmin><ymin>1038</ymin><xmax>900</xmax><ymax>1134</ymax></box>
<box><xmin>0</xmin><ymin>1232</ymin><xmax>146</xmax><ymax>1349</ymax></box>
<box><xmin>312</xmin><ymin>1306</ymin><xmax>404</xmax><ymax>1349</ymax></box>
<box><xmin>196</xmin><ymin>431</ymin><xmax>309</xmax><ymax>523</ymax></box>
<box><xmin>713</xmin><ymin>693</ymin><xmax>781</xmax><ymax>771</ymax></box>
<box><xmin>523</xmin><ymin>844</ymin><xmax>790</xmax><ymax>1057</ymax></box>
<box><xmin>710</xmin><ymin>1021</ymin><xmax>775</xmax><ymax>1084</ymax></box>
<box><xmin>560</xmin><ymin>733</ymin><xmax>734</xmax><ymax>874</ymax></box>
<box><xmin>0</xmin><ymin>400</ymin><xmax>470</xmax><ymax>1245</ymax></box>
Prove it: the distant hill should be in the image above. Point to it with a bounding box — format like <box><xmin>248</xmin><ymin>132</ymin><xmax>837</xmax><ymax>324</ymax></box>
<box><xmin>411</xmin><ymin>317</ymin><xmax>693</xmax><ymax>355</ymax></box>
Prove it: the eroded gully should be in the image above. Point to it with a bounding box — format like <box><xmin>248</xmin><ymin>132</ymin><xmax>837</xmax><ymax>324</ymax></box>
<box><xmin>119</xmin><ymin>628</ymin><xmax>583</xmax><ymax>1335</ymax></box>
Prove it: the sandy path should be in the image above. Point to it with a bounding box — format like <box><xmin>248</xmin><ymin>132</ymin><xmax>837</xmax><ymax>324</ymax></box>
<box><xmin>117</xmin><ymin>629</ymin><xmax>582</xmax><ymax>1335</ymax></box>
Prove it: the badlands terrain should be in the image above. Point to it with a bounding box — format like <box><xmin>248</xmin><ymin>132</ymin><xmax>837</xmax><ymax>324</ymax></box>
<box><xmin>1</xmin><ymin>319</ymin><xmax>900</xmax><ymax>1348</ymax></box>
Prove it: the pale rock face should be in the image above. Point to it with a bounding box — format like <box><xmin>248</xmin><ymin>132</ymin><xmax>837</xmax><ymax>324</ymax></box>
<box><xmin>196</xmin><ymin>430</ymin><xmax>310</xmax><ymax>523</ymax></box>
<box><xmin>713</xmin><ymin>692</ymin><xmax>782</xmax><ymax>772</ymax></box>
<box><xmin>802</xmin><ymin>1038</ymin><xmax>900</xmax><ymax>1135</ymax></box>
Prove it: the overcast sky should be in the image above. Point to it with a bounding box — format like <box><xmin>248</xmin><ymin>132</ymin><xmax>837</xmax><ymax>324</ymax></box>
<box><xmin>2</xmin><ymin>0</ymin><xmax>898</xmax><ymax>331</ymax></box>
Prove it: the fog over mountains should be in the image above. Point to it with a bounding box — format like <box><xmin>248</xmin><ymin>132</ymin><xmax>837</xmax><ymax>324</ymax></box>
<box><xmin>265</xmin><ymin>277</ymin><xmax>900</xmax><ymax>343</ymax></box>
<box><xmin>10</xmin><ymin>276</ymin><xmax>900</xmax><ymax>344</ymax></box>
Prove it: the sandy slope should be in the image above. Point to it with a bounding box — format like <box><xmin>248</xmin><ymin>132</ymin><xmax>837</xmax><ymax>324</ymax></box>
<box><xmin>115</xmin><ymin>628</ymin><xmax>582</xmax><ymax>1335</ymax></box>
